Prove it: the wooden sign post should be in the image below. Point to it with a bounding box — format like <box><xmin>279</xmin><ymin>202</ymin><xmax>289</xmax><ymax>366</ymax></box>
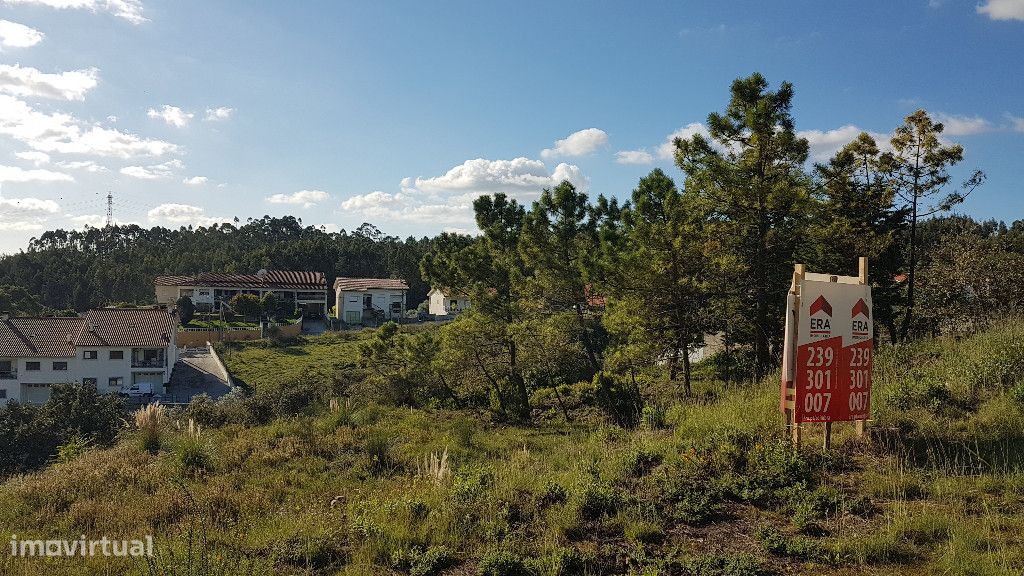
<box><xmin>781</xmin><ymin>257</ymin><xmax>873</xmax><ymax>449</ymax></box>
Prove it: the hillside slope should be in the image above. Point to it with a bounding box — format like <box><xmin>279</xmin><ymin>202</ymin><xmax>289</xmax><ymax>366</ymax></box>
<box><xmin>3</xmin><ymin>323</ymin><xmax>1024</xmax><ymax>575</ymax></box>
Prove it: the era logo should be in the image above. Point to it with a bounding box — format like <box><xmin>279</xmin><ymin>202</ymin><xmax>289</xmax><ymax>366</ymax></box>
<box><xmin>852</xmin><ymin>298</ymin><xmax>870</xmax><ymax>337</ymax></box>
<box><xmin>808</xmin><ymin>295</ymin><xmax>832</xmax><ymax>336</ymax></box>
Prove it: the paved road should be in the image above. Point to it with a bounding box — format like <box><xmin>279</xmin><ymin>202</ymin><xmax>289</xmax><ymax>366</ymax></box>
<box><xmin>165</xmin><ymin>347</ymin><xmax>232</xmax><ymax>403</ymax></box>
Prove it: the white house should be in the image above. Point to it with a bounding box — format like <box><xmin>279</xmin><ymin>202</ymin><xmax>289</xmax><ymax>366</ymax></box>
<box><xmin>427</xmin><ymin>288</ymin><xmax>471</xmax><ymax>317</ymax></box>
<box><xmin>0</xmin><ymin>308</ymin><xmax>179</xmax><ymax>405</ymax></box>
<box><xmin>154</xmin><ymin>269</ymin><xmax>329</xmax><ymax>316</ymax></box>
<box><xmin>334</xmin><ymin>278</ymin><xmax>409</xmax><ymax>325</ymax></box>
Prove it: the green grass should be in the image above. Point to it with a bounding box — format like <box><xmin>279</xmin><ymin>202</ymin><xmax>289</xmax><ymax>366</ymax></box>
<box><xmin>218</xmin><ymin>331</ymin><xmax>365</xmax><ymax>391</ymax></box>
<box><xmin>4</xmin><ymin>321</ymin><xmax>1024</xmax><ymax>574</ymax></box>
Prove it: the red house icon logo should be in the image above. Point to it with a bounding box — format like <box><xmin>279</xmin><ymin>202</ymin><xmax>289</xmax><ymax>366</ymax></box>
<box><xmin>809</xmin><ymin>295</ymin><xmax>832</xmax><ymax>317</ymax></box>
<box><xmin>852</xmin><ymin>298</ymin><xmax>870</xmax><ymax>319</ymax></box>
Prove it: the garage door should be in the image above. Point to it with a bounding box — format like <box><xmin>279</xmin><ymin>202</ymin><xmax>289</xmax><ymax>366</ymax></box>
<box><xmin>22</xmin><ymin>383</ymin><xmax>51</xmax><ymax>404</ymax></box>
<box><xmin>133</xmin><ymin>372</ymin><xmax>164</xmax><ymax>387</ymax></box>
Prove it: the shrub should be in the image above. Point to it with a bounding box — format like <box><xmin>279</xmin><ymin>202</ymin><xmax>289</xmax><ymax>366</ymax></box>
<box><xmin>391</xmin><ymin>545</ymin><xmax>456</xmax><ymax>576</ymax></box>
<box><xmin>625</xmin><ymin>447</ymin><xmax>663</xmax><ymax>477</ymax></box>
<box><xmin>538</xmin><ymin>481</ymin><xmax>568</xmax><ymax>507</ymax></box>
<box><xmin>641</xmin><ymin>404</ymin><xmax>668</xmax><ymax>430</ymax></box>
<box><xmin>183</xmin><ymin>394</ymin><xmax>225</xmax><ymax>428</ymax></box>
<box><xmin>363</xmin><ymin>431</ymin><xmax>395</xmax><ymax>475</ymax></box>
<box><xmin>677</xmin><ymin>553</ymin><xmax>777</xmax><ymax>576</ymax></box>
<box><xmin>478</xmin><ymin>549</ymin><xmax>529</xmax><ymax>576</ymax></box>
<box><xmin>135</xmin><ymin>402</ymin><xmax>167</xmax><ymax>453</ymax></box>
<box><xmin>177</xmin><ymin>419</ymin><xmax>213</xmax><ymax>475</ymax></box>
<box><xmin>593</xmin><ymin>372</ymin><xmax>643</xmax><ymax>428</ymax></box>
<box><xmin>56</xmin><ymin>433</ymin><xmax>91</xmax><ymax>463</ymax></box>
<box><xmin>625</xmin><ymin>520</ymin><xmax>665</xmax><ymax>545</ymax></box>
<box><xmin>655</xmin><ymin>465</ymin><xmax>723</xmax><ymax>525</ymax></box>
<box><xmin>575</xmin><ymin>480</ymin><xmax>619</xmax><ymax>520</ymax></box>
<box><xmin>756</xmin><ymin>525</ymin><xmax>828</xmax><ymax>562</ymax></box>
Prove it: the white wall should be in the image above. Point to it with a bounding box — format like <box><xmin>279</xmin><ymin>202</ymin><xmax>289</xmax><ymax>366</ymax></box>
<box><xmin>0</xmin><ymin>341</ymin><xmax>176</xmax><ymax>405</ymax></box>
<box><xmin>336</xmin><ymin>289</ymin><xmax>407</xmax><ymax>323</ymax></box>
<box><xmin>428</xmin><ymin>291</ymin><xmax>470</xmax><ymax>316</ymax></box>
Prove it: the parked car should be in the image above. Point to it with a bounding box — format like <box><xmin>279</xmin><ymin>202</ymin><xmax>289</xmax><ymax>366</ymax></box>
<box><xmin>119</xmin><ymin>382</ymin><xmax>154</xmax><ymax>398</ymax></box>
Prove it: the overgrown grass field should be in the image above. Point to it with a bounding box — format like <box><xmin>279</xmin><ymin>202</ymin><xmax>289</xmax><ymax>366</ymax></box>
<box><xmin>4</xmin><ymin>322</ymin><xmax>1024</xmax><ymax>575</ymax></box>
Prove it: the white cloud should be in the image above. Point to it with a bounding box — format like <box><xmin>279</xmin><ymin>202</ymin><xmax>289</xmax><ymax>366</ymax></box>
<box><xmin>541</xmin><ymin>128</ymin><xmax>608</xmax><ymax>159</ymax></box>
<box><xmin>266</xmin><ymin>189</ymin><xmax>330</xmax><ymax>208</ymax></box>
<box><xmin>614</xmin><ymin>149</ymin><xmax>654</xmax><ymax>165</ymax></box>
<box><xmin>0</xmin><ymin>64</ymin><xmax>98</xmax><ymax>100</ymax></box>
<box><xmin>657</xmin><ymin>123</ymin><xmax>712</xmax><ymax>159</ymax></box>
<box><xmin>0</xmin><ymin>95</ymin><xmax>178</xmax><ymax>158</ymax></box>
<box><xmin>0</xmin><ymin>164</ymin><xmax>72</xmax><ymax>183</ymax></box>
<box><xmin>977</xmin><ymin>0</ymin><xmax>1024</xmax><ymax>20</ymax></box>
<box><xmin>69</xmin><ymin>213</ymin><xmax>104</xmax><ymax>227</ymax></box>
<box><xmin>341</xmin><ymin>157</ymin><xmax>588</xmax><ymax>227</ymax></box>
<box><xmin>797</xmin><ymin>125</ymin><xmax>892</xmax><ymax>161</ymax></box>
<box><xmin>1007</xmin><ymin>114</ymin><xmax>1024</xmax><ymax>132</ymax></box>
<box><xmin>147</xmin><ymin>105</ymin><xmax>193</xmax><ymax>128</ymax></box>
<box><xmin>933</xmin><ymin>112</ymin><xmax>993</xmax><ymax>136</ymax></box>
<box><xmin>0</xmin><ymin>191</ymin><xmax>60</xmax><ymax>230</ymax></box>
<box><xmin>15</xmin><ymin>150</ymin><xmax>49</xmax><ymax>165</ymax></box>
<box><xmin>147</xmin><ymin>203</ymin><xmax>229</xmax><ymax>227</ymax></box>
<box><xmin>55</xmin><ymin>159</ymin><xmax>106</xmax><ymax>172</ymax></box>
<box><xmin>204</xmin><ymin>106</ymin><xmax>234</xmax><ymax>121</ymax></box>
<box><xmin>183</xmin><ymin>175</ymin><xmax>207</xmax><ymax>185</ymax></box>
<box><xmin>119</xmin><ymin>158</ymin><xmax>183</xmax><ymax>179</ymax></box>
<box><xmin>2</xmin><ymin>0</ymin><xmax>147</xmax><ymax>25</ymax></box>
<box><xmin>0</xmin><ymin>19</ymin><xmax>44</xmax><ymax>48</ymax></box>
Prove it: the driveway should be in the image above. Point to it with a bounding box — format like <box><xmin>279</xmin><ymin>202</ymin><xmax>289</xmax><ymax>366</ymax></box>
<box><xmin>164</xmin><ymin>347</ymin><xmax>233</xmax><ymax>403</ymax></box>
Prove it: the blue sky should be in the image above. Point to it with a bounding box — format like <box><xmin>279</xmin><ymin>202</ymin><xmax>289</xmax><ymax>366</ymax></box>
<box><xmin>0</xmin><ymin>0</ymin><xmax>1022</xmax><ymax>253</ymax></box>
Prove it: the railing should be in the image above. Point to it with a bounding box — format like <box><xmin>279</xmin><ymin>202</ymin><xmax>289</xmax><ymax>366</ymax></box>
<box><xmin>131</xmin><ymin>359</ymin><xmax>166</xmax><ymax>368</ymax></box>
<box><xmin>0</xmin><ymin>371</ymin><xmax>16</xmax><ymax>380</ymax></box>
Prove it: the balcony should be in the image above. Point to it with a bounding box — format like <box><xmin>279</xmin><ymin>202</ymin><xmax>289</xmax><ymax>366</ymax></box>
<box><xmin>0</xmin><ymin>370</ymin><xmax>16</xmax><ymax>380</ymax></box>
<box><xmin>131</xmin><ymin>349</ymin><xmax>166</xmax><ymax>369</ymax></box>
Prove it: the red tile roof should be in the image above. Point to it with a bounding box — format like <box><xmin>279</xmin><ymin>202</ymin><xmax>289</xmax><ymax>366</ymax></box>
<box><xmin>0</xmin><ymin>308</ymin><xmax>178</xmax><ymax>357</ymax></box>
<box><xmin>77</xmin><ymin>308</ymin><xmax>178</xmax><ymax>348</ymax></box>
<box><xmin>0</xmin><ymin>316</ymin><xmax>83</xmax><ymax>358</ymax></box>
<box><xmin>334</xmin><ymin>277</ymin><xmax>409</xmax><ymax>291</ymax></box>
<box><xmin>155</xmin><ymin>270</ymin><xmax>326</xmax><ymax>290</ymax></box>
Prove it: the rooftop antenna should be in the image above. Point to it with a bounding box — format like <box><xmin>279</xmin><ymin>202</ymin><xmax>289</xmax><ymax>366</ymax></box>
<box><xmin>105</xmin><ymin>192</ymin><xmax>113</xmax><ymax>228</ymax></box>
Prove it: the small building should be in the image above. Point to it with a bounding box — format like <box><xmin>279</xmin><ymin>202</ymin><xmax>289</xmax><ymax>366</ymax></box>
<box><xmin>0</xmin><ymin>308</ymin><xmax>179</xmax><ymax>405</ymax></box>
<box><xmin>334</xmin><ymin>278</ymin><xmax>409</xmax><ymax>325</ymax></box>
<box><xmin>154</xmin><ymin>269</ymin><xmax>329</xmax><ymax>316</ymax></box>
<box><xmin>427</xmin><ymin>288</ymin><xmax>471</xmax><ymax>317</ymax></box>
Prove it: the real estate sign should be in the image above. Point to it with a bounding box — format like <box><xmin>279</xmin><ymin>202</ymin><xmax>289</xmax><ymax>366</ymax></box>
<box><xmin>793</xmin><ymin>278</ymin><xmax>873</xmax><ymax>423</ymax></box>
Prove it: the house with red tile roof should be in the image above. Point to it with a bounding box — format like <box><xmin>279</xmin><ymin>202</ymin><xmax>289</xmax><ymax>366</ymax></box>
<box><xmin>334</xmin><ymin>278</ymin><xmax>409</xmax><ymax>325</ymax></box>
<box><xmin>154</xmin><ymin>269</ymin><xmax>329</xmax><ymax>316</ymax></box>
<box><xmin>0</xmin><ymin>308</ymin><xmax>178</xmax><ymax>405</ymax></box>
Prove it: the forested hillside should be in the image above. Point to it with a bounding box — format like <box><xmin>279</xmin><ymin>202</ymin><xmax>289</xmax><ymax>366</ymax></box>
<box><xmin>0</xmin><ymin>220</ymin><xmax>435</xmax><ymax>312</ymax></box>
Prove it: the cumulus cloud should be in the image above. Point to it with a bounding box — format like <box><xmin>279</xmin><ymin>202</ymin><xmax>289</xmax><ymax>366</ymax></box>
<box><xmin>0</xmin><ymin>190</ymin><xmax>60</xmax><ymax>231</ymax></box>
<box><xmin>0</xmin><ymin>95</ymin><xmax>177</xmax><ymax>158</ymax></box>
<box><xmin>933</xmin><ymin>112</ymin><xmax>993</xmax><ymax>136</ymax></box>
<box><xmin>119</xmin><ymin>158</ymin><xmax>183</xmax><ymax>179</ymax></box>
<box><xmin>614</xmin><ymin>149</ymin><xmax>654</xmax><ymax>165</ymax></box>
<box><xmin>68</xmin><ymin>213</ymin><xmax>105</xmax><ymax>227</ymax></box>
<box><xmin>183</xmin><ymin>175</ymin><xmax>207</xmax><ymax>185</ymax></box>
<box><xmin>0</xmin><ymin>64</ymin><xmax>98</xmax><ymax>100</ymax></box>
<box><xmin>204</xmin><ymin>107</ymin><xmax>234</xmax><ymax>121</ymax></box>
<box><xmin>541</xmin><ymin>128</ymin><xmax>609</xmax><ymax>159</ymax></box>
<box><xmin>977</xmin><ymin>0</ymin><xmax>1024</xmax><ymax>20</ymax></box>
<box><xmin>266</xmin><ymin>189</ymin><xmax>330</xmax><ymax>208</ymax></box>
<box><xmin>0</xmin><ymin>19</ymin><xmax>44</xmax><ymax>48</ymax></box>
<box><xmin>147</xmin><ymin>105</ymin><xmax>193</xmax><ymax>128</ymax></box>
<box><xmin>147</xmin><ymin>203</ymin><xmax>230</xmax><ymax>227</ymax></box>
<box><xmin>2</xmin><ymin>0</ymin><xmax>147</xmax><ymax>25</ymax></box>
<box><xmin>1007</xmin><ymin>114</ymin><xmax>1024</xmax><ymax>132</ymax></box>
<box><xmin>796</xmin><ymin>125</ymin><xmax>891</xmax><ymax>161</ymax></box>
<box><xmin>341</xmin><ymin>157</ymin><xmax>588</xmax><ymax>227</ymax></box>
<box><xmin>15</xmin><ymin>150</ymin><xmax>50</xmax><ymax>166</ymax></box>
<box><xmin>657</xmin><ymin>123</ymin><xmax>713</xmax><ymax>160</ymax></box>
<box><xmin>0</xmin><ymin>164</ymin><xmax>72</xmax><ymax>183</ymax></box>
<box><xmin>55</xmin><ymin>159</ymin><xmax>106</xmax><ymax>172</ymax></box>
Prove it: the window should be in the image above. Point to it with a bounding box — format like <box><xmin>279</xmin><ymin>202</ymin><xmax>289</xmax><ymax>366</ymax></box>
<box><xmin>53</xmin><ymin>361</ymin><xmax>68</xmax><ymax>371</ymax></box>
<box><xmin>83</xmin><ymin>350</ymin><xmax>98</xmax><ymax>360</ymax></box>
<box><xmin>82</xmin><ymin>378</ymin><xmax>97</xmax><ymax>387</ymax></box>
<box><xmin>109</xmin><ymin>377</ymin><xmax>123</xmax><ymax>388</ymax></box>
<box><xmin>109</xmin><ymin>350</ymin><xmax>124</xmax><ymax>360</ymax></box>
<box><xmin>26</xmin><ymin>361</ymin><xmax>40</xmax><ymax>371</ymax></box>
<box><xmin>0</xmin><ymin>389</ymin><xmax>6</xmax><ymax>399</ymax></box>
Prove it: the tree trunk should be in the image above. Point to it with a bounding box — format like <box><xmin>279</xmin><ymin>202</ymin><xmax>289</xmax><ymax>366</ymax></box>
<box><xmin>900</xmin><ymin>191</ymin><xmax>920</xmax><ymax>342</ymax></box>
<box><xmin>682</xmin><ymin>345</ymin><xmax>692</xmax><ymax>397</ymax></box>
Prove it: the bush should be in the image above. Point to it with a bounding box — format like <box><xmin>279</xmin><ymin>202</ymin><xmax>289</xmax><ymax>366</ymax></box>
<box><xmin>184</xmin><ymin>393</ymin><xmax>226</xmax><ymax>428</ymax></box>
<box><xmin>655</xmin><ymin>463</ymin><xmax>723</xmax><ymax>525</ymax></box>
<box><xmin>363</xmin><ymin>431</ymin><xmax>395</xmax><ymax>475</ymax></box>
<box><xmin>625</xmin><ymin>520</ymin><xmax>665</xmax><ymax>545</ymax></box>
<box><xmin>56</xmin><ymin>433</ymin><xmax>91</xmax><ymax>463</ymax></box>
<box><xmin>177</xmin><ymin>419</ymin><xmax>213</xmax><ymax>475</ymax></box>
<box><xmin>593</xmin><ymin>372</ymin><xmax>643</xmax><ymax>428</ymax></box>
<box><xmin>391</xmin><ymin>545</ymin><xmax>456</xmax><ymax>576</ymax></box>
<box><xmin>478</xmin><ymin>550</ymin><xmax>529</xmax><ymax>576</ymax></box>
<box><xmin>575</xmin><ymin>480</ymin><xmax>619</xmax><ymax>520</ymax></box>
